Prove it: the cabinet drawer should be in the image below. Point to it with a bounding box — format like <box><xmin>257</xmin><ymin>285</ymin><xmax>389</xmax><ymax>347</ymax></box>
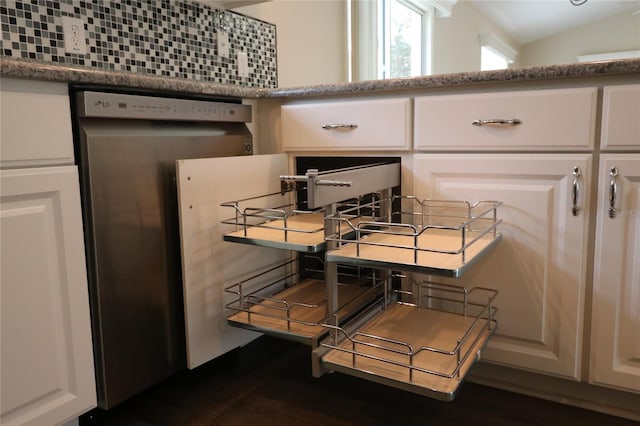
<box><xmin>281</xmin><ymin>98</ymin><xmax>411</xmax><ymax>151</ymax></box>
<box><xmin>1</xmin><ymin>79</ymin><xmax>74</xmax><ymax>168</ymax></box>
<box><xmin>601</xmin><ymin>84</ymin><xmax>640</xmax><ymax>151</ymax></box>
<box><xmin>414</xmin><ymin>88</ymin><xmax>597</xmax><ymax>151</ymax></box>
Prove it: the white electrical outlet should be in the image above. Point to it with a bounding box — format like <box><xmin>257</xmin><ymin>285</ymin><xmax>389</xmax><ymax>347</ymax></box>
<box><xmin>62</xmin><ymin>16</ymin><xmax>87</xmax><ymax>55</ymax></box>
<box><xmin>217</xmin><ymin>31</ymin><xmax>229</xmax><ymax>58</ymax></box>
<box><xmin>237</xmin><ymin>51</ymin><xmax>249</xmax><ymax>78</ymax></box>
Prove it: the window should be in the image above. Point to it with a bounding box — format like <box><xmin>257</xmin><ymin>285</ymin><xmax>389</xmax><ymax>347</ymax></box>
<box><xmin>481</xmin><ymin>46</ymin><xmax>509</xmax><ymax>71</ymax></box>
<box><xmin>380</xmin><ymin>0</ymin><xmax>431</xmax><ymax>79</ymax></box>
<box><xmin>479</xmin><ymin>33</ymin><xmax>517</xmax><ymax>71</ymax></box>
<box><xmin>352</xmin><ymin>0</ymin><xmax>433</xmax><ymax>81</ymax></box>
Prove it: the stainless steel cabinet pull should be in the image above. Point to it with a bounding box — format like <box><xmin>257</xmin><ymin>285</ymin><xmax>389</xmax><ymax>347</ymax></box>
<box><xmin>572</xmin><ymin>166</ymin><xmax>581</xmax><ymax>216</ymax></box>
<box><xmin>472</xmin><ymin>119</ymin><xmax>522</xmax><ymax>127</ymax></box>
<box><xmin>322</xmin><ymin>124</ymin><xmax>358</xmax><ymax>130</ymax></box>
<box><xmin>609</xmin><ymin>167</ymin><xmax>619</xmax><ymax>219</ymax></box>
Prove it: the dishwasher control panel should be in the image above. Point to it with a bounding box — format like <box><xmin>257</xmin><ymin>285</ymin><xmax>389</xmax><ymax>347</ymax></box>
<box><xmin>77</xmin><ymin>91</ymin><xmax>252</xmax><ymax>123</ymax></box>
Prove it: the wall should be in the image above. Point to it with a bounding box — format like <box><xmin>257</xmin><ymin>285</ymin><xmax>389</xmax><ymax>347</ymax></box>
<box><xmin>520</xmin><ymin>9</ymin><xmax>640</xmax><ymax>66</ymax></box>
<box><xmin>235</xmin><ymin>0</ymin><xmax>347</xmax><ymax>88</ymax></box>
<box><xmin>0</xmin><ymin>0</ymin><xmax>277</xmax><ymax>88</ymax></box>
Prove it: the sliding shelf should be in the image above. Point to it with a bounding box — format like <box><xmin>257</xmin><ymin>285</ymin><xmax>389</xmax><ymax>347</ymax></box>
<box><xmin>225</xmin><ymin>259</ymin><xmax>385</xmax><ymax>345</ymax></box>
<box><xmin>221</xmin><ymin>191</ymin><xmax>375</xmax><ymax>253</ymax></box>
<box><xmin>315</xmin><ymin>281</ymin><xmax>498</xmax><ymax>401</ymax></box>
<box><xmin>326</xmin><ymin>198</ymin><xmax>503</xmax><ymax>277</ymax></box>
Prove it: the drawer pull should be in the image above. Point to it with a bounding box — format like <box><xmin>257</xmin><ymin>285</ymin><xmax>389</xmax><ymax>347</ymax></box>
<box><xmin>609</xmin><ymin>167</ymin><xmax>618</xmax><ymax>219</ymax></box>
<box><xmin>472</xmin><ymin>119</ymin><xmax>522</xmax><ymax>127</ymax></box>
<box><xmin>572</xmin><ymin>166</ymin><xmax>582</xmax><ymax>216</ymax></box>
<box><xmin>322</xmin><ymin>124</ymin><xmax>358</xmax><ymax>130</ymax></box>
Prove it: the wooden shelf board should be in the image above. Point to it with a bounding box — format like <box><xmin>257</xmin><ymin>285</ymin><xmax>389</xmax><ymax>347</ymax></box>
<box><xmin>327</xmin><ymin>228</ymin><xmax>500</xmax><ymax>276</ymax></box>
<box><xmin>321</xmin><ymin>303</ymin><xmax>495</xmax><ymax>397</ymax></box>
<box><xmin>228</xmin><ymin>279</ymin><xmax>374</xmax><ymax>342</ymax></box>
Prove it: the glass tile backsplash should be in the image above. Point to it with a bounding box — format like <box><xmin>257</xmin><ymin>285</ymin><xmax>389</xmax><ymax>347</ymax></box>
<box><xmin>0</xmin><ymin>0</ymin><xmax>277</xmax><ymax>88</ymax></box>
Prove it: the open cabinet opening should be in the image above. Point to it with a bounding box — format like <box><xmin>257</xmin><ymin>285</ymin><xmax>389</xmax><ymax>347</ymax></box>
<box><xmin>177</xmin><ymin>153</ymin><xmax>502</xmax><ymax>401</ymax></box>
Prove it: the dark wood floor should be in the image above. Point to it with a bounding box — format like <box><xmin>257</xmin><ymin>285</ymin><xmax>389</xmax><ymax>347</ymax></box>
<box><xmin>81</xmin><ymin>336</ymin><xmax>639</xmax><ymax>426</ymax></box>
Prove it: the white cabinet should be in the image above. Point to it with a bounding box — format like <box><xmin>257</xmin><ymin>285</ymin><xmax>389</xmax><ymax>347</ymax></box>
<box><xmin>414</xmin><ymin>88</ymin><xmax>597</xmax><ymax>151</ymax></box>
<box><xmin>600</xmin><ymin>84</ymin><xmax>640</xmax><ymax>151</ymax></box>
<box><xmin>1</xmin><ymin>167</ymin><xmax>96</xmax><ymax>426</ymax></box>
<box><xmin>590</xmin><ymin>156</ymin><xmax>640</xmax><ymax>393</ymax></box>
<box><xmin>412</xmin><ymin>154</ymin><xmax>591</xmax><ymax>380</ymax></box>
<box><xmin>281</xmin><ymin>97</ymin><xmax>411</xmax><ymax>151</ymax></box>
<box><xmin>0</xmin><ymin>79</ymin><xmax>96</xmax><ymax>425</ymax></box>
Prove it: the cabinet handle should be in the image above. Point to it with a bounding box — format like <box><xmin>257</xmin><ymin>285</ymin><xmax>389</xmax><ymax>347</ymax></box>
<box><xmin>471</xmin><ymin>118</ymin><xmax>522</xmax><ymax>127</ymax></box>
<box><xmin>322</xmin><ymin>124</ymin><xmax>358</xmax><ymax>130</ymax></box>
<box><xmin>609</xmin><ymin>167</ymin><xmax>619</xmax><ymax>219</ymax></box>
<box><xmin>572</xmin><ymin>166</ymin><xmax>582</xmax><ymax>216</ymax></box>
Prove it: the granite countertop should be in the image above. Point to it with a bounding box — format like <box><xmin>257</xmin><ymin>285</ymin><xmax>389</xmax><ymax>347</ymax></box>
<box><xmin>2</xmin><ymin>57</ymin><xmax>640</xmax><ymax>99</ymax></box>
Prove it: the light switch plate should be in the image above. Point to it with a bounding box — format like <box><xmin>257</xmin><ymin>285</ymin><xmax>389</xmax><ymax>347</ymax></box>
<box><xmin>217</xmin><ymin>31</ymin><xmax>229</xmax><ymax>58</ymax></box>
<box><xmin>62</xmin><ymin>16</ymin><xmax>87</xmax><ymax>55</ymax></box>
<box><xmin>237</xmin><ymin>51</ymin><xmax>249</xmax><ymax>77</ymax></box>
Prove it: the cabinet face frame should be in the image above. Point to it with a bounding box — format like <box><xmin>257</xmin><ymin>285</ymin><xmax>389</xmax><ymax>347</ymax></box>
<box><xmin>590</xmin><ymin>154</ymin><xmax>640</xmax><ymax>393</ymax></box>
<box><xmin>411</xmin><ymin>153</ymin><xmax>591</xmax><ymax>380</ymax></box>
<box><xmin>0</xmin><ymin>167</ymin><xmax>96</xmax><ymax>426</ymax></box>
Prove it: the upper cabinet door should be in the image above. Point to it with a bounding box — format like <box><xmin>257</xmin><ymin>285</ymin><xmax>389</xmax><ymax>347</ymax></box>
<box><xmin>590</xmin><ymin>154</ymin><xmax>640</xmax><ymax>393</ymax></box>
<box><xmin>412</xmin><ymin>153</ymin><xmax>591</xmax><ymax>380</ymax></box>
<box><xmin>281</xmin><ymin>98</ymin><xmax>411</xmax><ymax>151</ymax></box>
<box><xmin>414</xmin><ymin>88</ymin><xmax>597</xmax><ymax>151</ymax></box>
<box><xmin>176</xmin><ymin>154</ymin><xmax>291</xmax><ymax>369</ymax></box>
<box><xmin>1</xmin><ymin>166</ymin><xmax>96</xmax><ymax>426</ymax></box>
<box><xmin>600</xmin><ymin>84</ymin><xmax>640</xmax><ymax>151</ymax></box>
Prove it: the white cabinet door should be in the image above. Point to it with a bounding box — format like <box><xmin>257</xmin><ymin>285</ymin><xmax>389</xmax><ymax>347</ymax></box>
<box><xmin>590</xmin><ymin>154</ymin><xmax>640</xmax><ymax>393</ymax></box>
<box><xmin>176</xmin><ymin>154</ymin><xmax>291</xmax><ymax>369</ymax></box>
<box><xmin>412</xmin><ymin>154</ymin><xmax>591</xmax><ymax>380</ymax></box>
<box><xmin>281</xmin><ymin>98</ymin><xmax>411</xmax><ymax>151</ymax></box>
<box><xmin>1</xmin><ymin>167</ymin><xmax>96</xmax><ymax>426</ymax></box>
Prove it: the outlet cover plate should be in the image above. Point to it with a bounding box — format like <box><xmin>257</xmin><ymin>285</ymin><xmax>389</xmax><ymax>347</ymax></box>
<box><xmin>237</xmin><ymin>51</ymin><xmax>249</xmax><ymax>77</ymax></box>
<box><xmin>62</xmin><ymin>16</ymin><xmax>87</xmax><ymax>55</ymax></box>
<box><xmin>217</xmin><ymin>31</ymin><xmax>230</xmax><ymax>58</ymax></box>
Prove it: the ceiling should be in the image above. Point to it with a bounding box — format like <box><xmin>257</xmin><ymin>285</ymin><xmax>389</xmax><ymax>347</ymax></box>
<box><xmin>470</xmin><ymin>0</ymin><xmax>640</xmax><ymax>45</ymax></box>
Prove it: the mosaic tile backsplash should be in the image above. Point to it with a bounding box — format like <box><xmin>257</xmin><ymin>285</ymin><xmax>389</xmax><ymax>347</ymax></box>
<box><xmin>0</xmin><ymin>0</ymin><xmax>277</xmax><ymax>88</ymax></box>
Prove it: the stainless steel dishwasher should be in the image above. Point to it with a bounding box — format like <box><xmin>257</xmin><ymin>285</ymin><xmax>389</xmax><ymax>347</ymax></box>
<box><xmin>73</xmin><ymin>90</ymin><xmax>253</xmax><ymax>409</ymax></box>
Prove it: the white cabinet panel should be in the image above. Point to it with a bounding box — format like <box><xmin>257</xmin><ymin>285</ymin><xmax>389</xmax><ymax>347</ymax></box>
<box><xmin>600</xmin><ymin>84</ymin><xmax>640</xmax><ymax>151</ymax></box>
<box><xmin>414</xmin><ymin>88</ymin><xmax>596</xmax><ymax>151</ymax></box>
<box><xmin>412</xmin><ymin>154</ymin><xmax>591</xmax><ymax>380</ymax></box>
<box><xmin>590</xmin><ymin>154</ymin><xmax>640</xmax><ymax>393</ymax></box>
<box><xmin>1</xmin><ymin>166</ymin><xmax>96</xmax><ymax>426</ymax></box>
<box><xmin>0</xmin><ymin>78</ymin><xmax>75</xmax><ymax>168</ymax></box>
<box><xmin>176</xmin><ymin>154</ymin><xmax>291</xmax><ymax>368</ymax></box>
<box><xmin>281</xmin><ymin>98</ymin><xmax>411</xmax><ymax>151</ymax></box>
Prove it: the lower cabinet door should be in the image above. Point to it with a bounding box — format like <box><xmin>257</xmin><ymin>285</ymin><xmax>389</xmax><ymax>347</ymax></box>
<box><xmin>176</xmin><ymin>154</ymin><xmax>291</xmax><ymax>369</ymax></box>
<box><xmin>1</xmin><ymin>166</ymin><xmax>96</xmax><ymax>425</ymax></box>
<box><xmin>590</xmin><ymin>154</ymin><xmax>640</xmax><ymax>393</ymax></box>
<box><xmin>412</xmin><ymin>154</ymin><xmax>591</xmax><ymax>380</ymax></box>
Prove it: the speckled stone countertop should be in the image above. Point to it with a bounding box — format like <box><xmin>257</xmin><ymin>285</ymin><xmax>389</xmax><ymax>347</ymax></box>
<box><xmin>2</xmin><ymin>57</ymin><xmax>640</xmax><ymax>99</ymax></box>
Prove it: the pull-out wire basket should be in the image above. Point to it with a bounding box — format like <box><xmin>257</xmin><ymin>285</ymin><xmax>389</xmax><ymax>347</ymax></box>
<box><xmin>221</xmin><ymin>191</ymin><xmax>381</xmax><ymax>253</ymax></box>
<box><xmin>224</xmin><ymin>258</ymin><xmax>386</xmax><ymax>345</ymax></box>
<box><xmin>326</xmin><ymin>197</ymin><xmax>503</xmax><ymax>277</ymax></box>
<box><xmin>318</xmin><ymin>280</ymin><xmax>498</xmax><ymax>400</ymax></box>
